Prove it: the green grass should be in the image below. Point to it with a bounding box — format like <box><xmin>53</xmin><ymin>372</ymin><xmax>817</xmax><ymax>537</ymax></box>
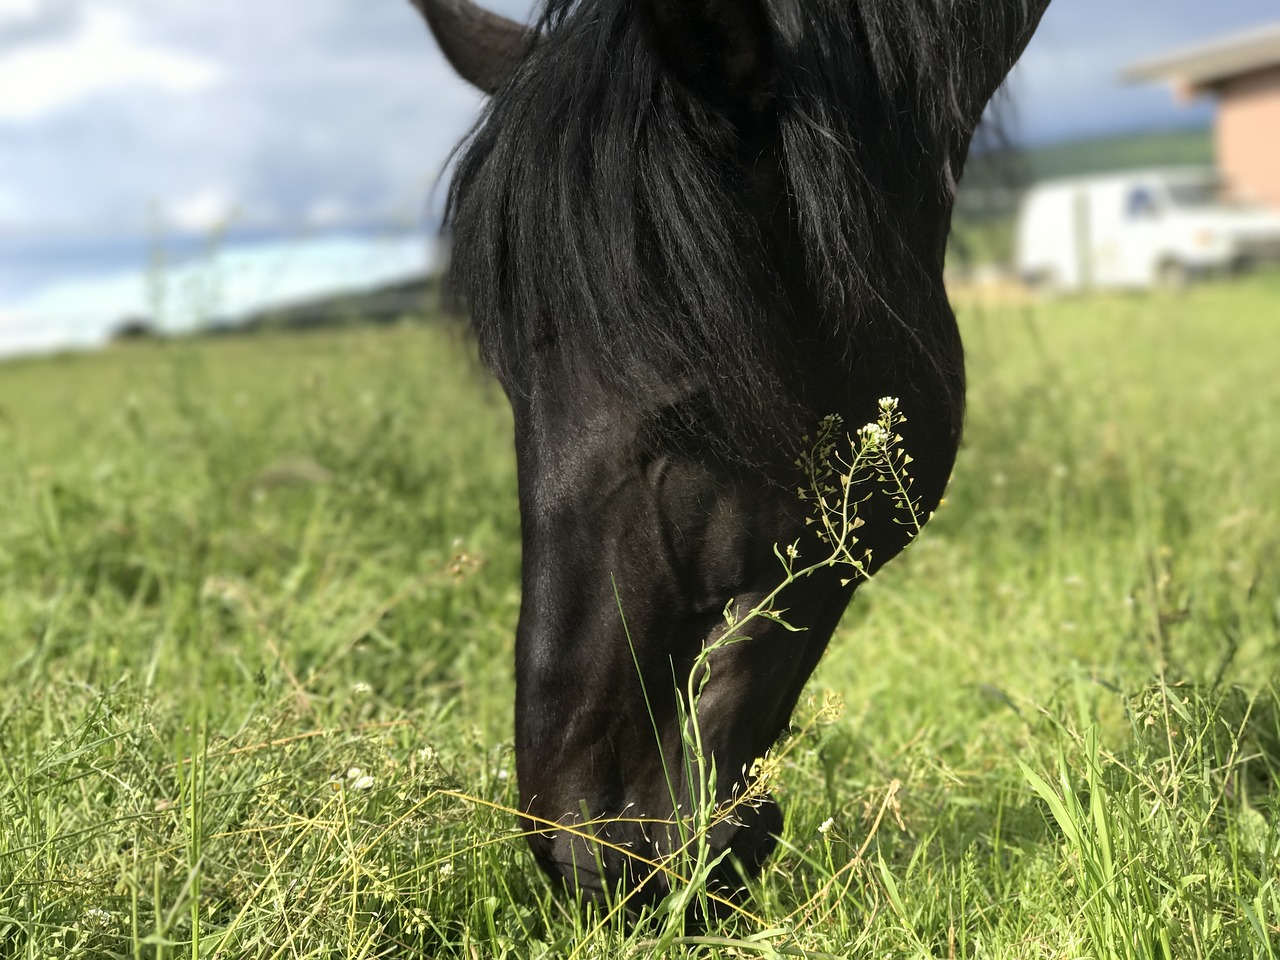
<box><xmin>2</xmin><ymin>276</ymin><xmax>1279</xmax><ymax>958</ymax></box>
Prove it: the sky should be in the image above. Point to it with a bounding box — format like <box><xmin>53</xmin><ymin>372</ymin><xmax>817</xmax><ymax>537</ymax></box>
<box><xmin>1</xmin><ymin>0</ymin><xmax>1277</xmax><ymax>354</ymax></box>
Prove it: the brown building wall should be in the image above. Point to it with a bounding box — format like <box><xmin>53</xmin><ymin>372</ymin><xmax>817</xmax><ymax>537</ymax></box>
<box><xmin>1214</xmin><ymin>67</ymin><xmax>1280</xmax><ymax>209</ymax></box>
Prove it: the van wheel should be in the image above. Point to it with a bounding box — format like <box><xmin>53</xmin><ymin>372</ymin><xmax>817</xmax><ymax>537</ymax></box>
<box><xmin>1157</xmin><ymin>259</ymin><xmax>1188</xmax><ymax>290</ymax></box>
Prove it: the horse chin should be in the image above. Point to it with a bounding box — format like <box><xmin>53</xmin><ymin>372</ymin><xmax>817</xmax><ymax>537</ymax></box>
<box><xmin>522</xmin><ymin>793</ymin><xmax>782</xmax><ymax>914</ymax></box>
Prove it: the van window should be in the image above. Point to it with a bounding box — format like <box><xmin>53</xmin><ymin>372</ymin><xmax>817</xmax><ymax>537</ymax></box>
<box><xmin>1126</xmin><ymin>187</ymin><xmax>1158</xmax><ymax>220</ymax></box>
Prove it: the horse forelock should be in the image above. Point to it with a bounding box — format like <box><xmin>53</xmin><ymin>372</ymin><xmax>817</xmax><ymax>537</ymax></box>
<box><xmin>442</xmin><ymin>0</ymin><xmax>1029</xmax><ymax>457</ymax></box>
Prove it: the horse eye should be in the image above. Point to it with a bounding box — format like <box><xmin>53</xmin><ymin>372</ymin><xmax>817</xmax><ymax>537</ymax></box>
<box><xmin>641</xmin><ymin>447</ymin><xmax>753</xmax><ymax>617</ymax></box>
<box><xmin>639</xmin><ymin>391</ymin><xmax>720</xmax><ymax>462</ymax></box>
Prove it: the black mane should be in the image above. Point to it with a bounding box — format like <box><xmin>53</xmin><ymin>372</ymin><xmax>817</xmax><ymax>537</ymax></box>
<box><xmin>444</xmin><ymin>0</ymin><xmax>1036</xmax><ymax>452</ymax></box>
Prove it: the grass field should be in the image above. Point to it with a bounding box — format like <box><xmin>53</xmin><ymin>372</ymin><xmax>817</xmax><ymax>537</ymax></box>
<box><xmin>2</xmin><ymin>275</ymin><xmax>1279</xmax><ymax>958</ymax></box>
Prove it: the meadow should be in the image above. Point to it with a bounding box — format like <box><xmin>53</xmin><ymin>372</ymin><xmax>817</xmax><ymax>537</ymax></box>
<box><xmin>1</xmin><ymin>275</ymin><xmax>1278</xmax><ymax>958</ymax></box>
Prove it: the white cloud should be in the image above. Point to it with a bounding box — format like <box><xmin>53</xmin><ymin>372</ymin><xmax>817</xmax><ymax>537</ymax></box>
<box><xmin>0</xmin><ymin>9</ymin><xmax>221</xmax><ymax>122</ymax></box>
<box><xmin>0</xmin><ymin>0</ymin><xmax>44</xmax><ymax>22</ymax></box>
<box><xmin>164</xmin><ymin>186</ymin><xmax>237</xmax><ymax>232</ymax></box>
<box><xmin>306</xmin><ymin>197</ymin><xmax>356</xmax><ymax>228</ymax></box>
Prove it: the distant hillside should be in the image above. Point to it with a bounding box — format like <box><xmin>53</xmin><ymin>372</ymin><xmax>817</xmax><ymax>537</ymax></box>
<box><xmin>1021</xmin><ymin>127</ymin><xmax>1214</xmax><ymax>182</ymax></box>
<box><xmin>197</xmin><ymin>275</ymin><xmax>441</xmax><ymax>338</ymax></box>
<box><xmin>960</xmin><ymin>127</ymin><xmax>1213</xmax><ymax>198</ymax></box>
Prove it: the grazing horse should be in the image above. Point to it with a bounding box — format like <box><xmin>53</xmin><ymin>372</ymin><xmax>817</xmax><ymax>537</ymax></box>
<box><xmin>410</xmin><ymin>0</ymin><xmax>1048</xmax><ymax>906</ymax></box>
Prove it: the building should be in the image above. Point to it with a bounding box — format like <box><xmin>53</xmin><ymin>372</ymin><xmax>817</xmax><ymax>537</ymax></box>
<box><xmin>1126</xmin><ymin>22</ymin><xmax>1280</xmax><ymax>209</ymax></box>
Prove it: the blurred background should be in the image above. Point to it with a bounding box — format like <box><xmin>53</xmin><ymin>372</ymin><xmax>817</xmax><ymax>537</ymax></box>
<box><xmin>1</xmin><ymin>0</ymin><xmax>1278</xmax><ymax>355</ymax></box>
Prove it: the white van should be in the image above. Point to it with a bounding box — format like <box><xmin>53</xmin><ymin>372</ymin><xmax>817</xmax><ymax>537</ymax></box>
<box><xmin>1014</xmin><ymin>168</ymin><xmax>1280</xmax><ymax>291</ymax></box>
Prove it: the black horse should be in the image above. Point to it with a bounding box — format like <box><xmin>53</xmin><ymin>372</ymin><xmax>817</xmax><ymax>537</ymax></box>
<box><xmin>410</xmin><ymin>0</ymin><xmax>1048</xmax><ymax>906</ymax></box>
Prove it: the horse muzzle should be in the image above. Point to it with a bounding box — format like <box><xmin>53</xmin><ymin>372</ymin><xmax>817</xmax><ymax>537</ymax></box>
<box><xmin>521</xmin><ymin>792</ymin><xmax>782</xmax><ymax>913</ymax></box>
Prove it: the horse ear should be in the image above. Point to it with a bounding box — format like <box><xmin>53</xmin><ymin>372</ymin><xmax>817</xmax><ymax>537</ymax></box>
<box><xmin>407</xmin><ymin>0</ymin><xmax>537</xmax><ymax>95</ymax></box>
<box><xmin>640</xmin><ymin>0</ymin><xmax>775</xmax><ymax>109</ymax></box>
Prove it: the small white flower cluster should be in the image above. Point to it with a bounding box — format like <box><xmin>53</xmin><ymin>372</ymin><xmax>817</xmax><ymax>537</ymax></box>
<box><xmin>857</xmin><ymin>421</ymin><xmax>888</xmax><ymax>448</ymax></box>
<box><xmin>81</xmin><ymin>907</ymin><xmax>113</xmax><ymax>929</ymax></box>
<box><xmin>335</xmin><ymin>766</ymin><xmax>374</xmax><ymax>790</ymax></box>
<box><xmin>818</xmin><ymin>816</ymin><xmax>835</xmax><ymax>836</ymax></box>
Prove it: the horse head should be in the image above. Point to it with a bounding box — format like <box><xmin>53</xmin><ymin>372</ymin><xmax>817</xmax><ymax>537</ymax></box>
<box><xmin>409</xmin><ymin>0</ymin><xmax>1047</xmax><ymax>908</ymax></box>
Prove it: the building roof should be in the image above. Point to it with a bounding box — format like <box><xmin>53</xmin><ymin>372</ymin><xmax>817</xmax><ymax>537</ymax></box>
<box><xmin>1125</xmin><ymin>21</ymin><xmax>1280</xmax><ymax>92</ymax></box>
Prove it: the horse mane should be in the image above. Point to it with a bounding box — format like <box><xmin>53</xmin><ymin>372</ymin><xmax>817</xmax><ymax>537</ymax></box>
<box><xmin>444</xmin><ymin>0</ymin><xmax>1035</xmax><ymax>454</ymax></box>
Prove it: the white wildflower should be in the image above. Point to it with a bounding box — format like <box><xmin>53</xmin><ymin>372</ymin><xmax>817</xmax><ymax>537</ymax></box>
<box><xmin>351</xmin><ymin>681</ymin><xmax>372</xmax><ymax>696</ymax></box>
<box><xmin>346</xmin><ymin>767</ymin><xmax>375</xmax><ymax>790</ymax></box>
<box><xmin>82</xmin><ymin>907</ymin><xmax>112</xmax><ymax>928</ymax></box>
<box><xmin>818</xmin><ymin>817</ymin><xmax>835</xmax><ymax>836</ymax></box>
<box><xmin>858</xmin><ymin>422</ymin><xmax>887</xmax><ymax>447</ymax></box>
